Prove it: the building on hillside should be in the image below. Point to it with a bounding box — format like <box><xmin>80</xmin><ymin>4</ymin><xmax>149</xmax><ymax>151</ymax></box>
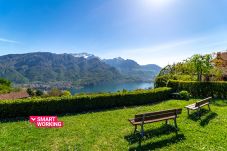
<box><xmin>215</xmin><ymin>51</ymin><xmax>227</xmax><ymax>80</ymax></box>
<box><xmin>0</xmin><ymin>91</ymin><xmax>30</xmax><ymax>100</ymax></box>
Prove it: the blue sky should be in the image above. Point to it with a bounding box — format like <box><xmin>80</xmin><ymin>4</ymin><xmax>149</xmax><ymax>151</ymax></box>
<box><xmin>0</xmin><ymin>0</ymin><xmax>227</xmax><ymax>67</ymax></box>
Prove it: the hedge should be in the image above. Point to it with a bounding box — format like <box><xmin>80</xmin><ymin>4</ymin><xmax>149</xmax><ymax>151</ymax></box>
<box><xmin>154</xmin><ymin>75</ymin><xmax>195</xmax><ymax>88</ymax></box>
<box><xmin>167</xmin><ymin>80</ymin><xmax>227</xmax><ymax>98</ymax></box>
<box><xmin>0</xmin><ymin>87</ymin><xmax>172</xmax><ymax>118</ymax></box>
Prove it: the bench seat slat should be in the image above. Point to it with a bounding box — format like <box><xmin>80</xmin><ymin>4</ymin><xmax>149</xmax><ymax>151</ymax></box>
<box><xmin>129</xmin><ymin>108</ymin><xmax>182</xmax><ymax>125</ymax></box>
<box><xmin>135</xmin><ymin>109</ymin><xmax>182</xmax><ymax>118</ymax></box>
<box><xmin>129</xmin><ymin>115</ymin><xmax>176</xmax><ymax>125</ymax></box>
<box><xmin>197</xmin><ymin>102</ymin><xmax>209</xmax><ymax>107</ymax></box>
<box><xmin>185</xmin><ymin>103</ymin><xmax>197</xmax><ymax>110</ymax></box>
<box><xmin>135</xmin><ymin>112</ymin><xmax>177</xmax><ymax>122</ymax></box>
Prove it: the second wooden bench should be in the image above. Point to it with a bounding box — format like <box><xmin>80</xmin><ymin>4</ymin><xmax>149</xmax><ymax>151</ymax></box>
<box><xmin>185</xmin><ymin>97</ymin><xmax>212</xmax><ymax>117</ymax></box>
<box><xmin>128</xmin><ymin>108</ymin><xmax>182</xmax><ymax>137</ymax></box>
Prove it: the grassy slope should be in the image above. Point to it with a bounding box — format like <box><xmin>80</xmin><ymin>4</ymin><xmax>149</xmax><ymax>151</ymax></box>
<box><xmin>1</xmin><ymin>99</ymin><xmax>227</xmax><ymax>151</ymax></box>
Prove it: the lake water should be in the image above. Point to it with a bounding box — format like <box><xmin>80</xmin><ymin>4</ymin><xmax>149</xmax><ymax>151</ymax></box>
<box><xmin>70</xmin><ymin>82</ymin><xmax>154</xmax><ymax>94</ymax></box>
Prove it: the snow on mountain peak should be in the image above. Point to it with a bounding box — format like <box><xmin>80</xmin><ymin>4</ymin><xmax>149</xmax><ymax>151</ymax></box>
<box><xmin>71</xmin><ymin>53</ymin><xmax>99</xmax><ymax>59</ymax></box>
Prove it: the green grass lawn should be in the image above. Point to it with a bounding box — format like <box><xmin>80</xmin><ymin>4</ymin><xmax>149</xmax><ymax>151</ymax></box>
<box><xmin>1</xmin><ymin>99</ymin><xmax>227</xmax><ymax>151</ymax></box>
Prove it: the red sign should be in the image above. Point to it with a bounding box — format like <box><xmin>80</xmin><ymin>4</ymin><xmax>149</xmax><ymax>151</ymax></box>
<box><xmin>29</xmin><ymin>116</ymin><xmax>63</xmax><ymax>128</ymax></box>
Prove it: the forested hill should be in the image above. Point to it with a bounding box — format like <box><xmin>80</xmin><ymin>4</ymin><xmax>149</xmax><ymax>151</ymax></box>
<box><xmin>0</xmin><ymin>52</ymin><xmax>121</xmax><ymax>85</ymax></box>
<box><xmin>0</xmin><ymin>52</ymin><xmax>161</xmax><ymax>86</ymax></box>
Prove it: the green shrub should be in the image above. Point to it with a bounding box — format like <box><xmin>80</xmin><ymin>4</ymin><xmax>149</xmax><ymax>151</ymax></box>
<box><xmin>0</xmin><ymin>78</ymin><xmax>12</xmax><ymax>94</ymax></box>
<box><xmin>179</xmin><ymin>90</ymin><xmax>190</xmax><ymax>100</ymax></box>
<box><xmin>0</xmin><ymin>78</ymin><xmax>11</xmax><ymax>87</ymax></box>
<box><xmin>0</xmin><ymin>87</ymin><xmax>172</xmax><ymax>118</ymax></box>
<box><xmin>36</xmin><ymin>90</ymin><xmax>44</xmax><ymax>96</ymax></box>
<box><xmin>62</xmin><ymin>90</ymin><xmax>71</xmax><ymax>97</ymax></box>
<box><xmin>27</xmin><ymin>88</ymin><xmax>44</xmax><ymax>97</ymax></box>
<box><xmin>167</xmin><ymin>80</ymin><xmax>227</xmax><ymax>98</ymax></box>
<box><xmin>122</xmin><ymin>89</ymin><xmax>128</xmax><ymax>93</ymax></box>
<box><xmin>27</xmin><ymin>88</ymin><xmax>35</xmax><ymax>96</ymax></box>
<box><xmin>0</xmin><ymin>85</ymin><xmax>12</xmax><ymax>94</ymax></box>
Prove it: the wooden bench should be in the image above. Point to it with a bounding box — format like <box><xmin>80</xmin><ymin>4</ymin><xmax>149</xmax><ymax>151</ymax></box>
<box><xmin>185</xmin><ymin>97</ymin><xmax>212</xmax><ymax>116</ymax></box>
<box><xmin>128</xmin><ymin>108</ymin><xmax>182</xmax><ymax>137</ymax></box>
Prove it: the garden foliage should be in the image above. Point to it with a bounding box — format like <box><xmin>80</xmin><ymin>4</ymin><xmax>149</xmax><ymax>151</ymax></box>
<box><xmin>0</xmin><ymin>87</ymin><xmax>172</xmax><ymax>118</ymax></box>
<box><xmin>167</xmin><ymin>80</ymin><xmax>227</xmax><ymax>98</ymax></box>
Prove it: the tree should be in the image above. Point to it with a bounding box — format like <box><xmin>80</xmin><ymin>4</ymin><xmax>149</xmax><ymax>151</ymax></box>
<box><xmin>27</xmin><ymin>88</ymin><xmax>35</xmax><ymax>96</ymax></box>
<box><xmin>48</xmin><ymin>88</ymin><xmax>62</xmax><ymax>97</ymax></box>
<box><xmin>36</xmin><ymin>89</ymin><xmax>44</xmax><ymax>96</ymax></box>
<box><xmin>0</xmin><ymin>78</ymin><xmax>12</xmax><ymax>94</ymax></box>
<box><xmin>188</xmin><ymin>54</ymin><xmax>213</xmax><ymax>81</ymax></box>
<box><xmin>158</xmin><ymin>65</ymin><xmax>173</xmax><ymax>76</ymax></box>
<box><xmin>62</xmin><ymin>90</ymin><xmax>72</xmax><ymax>96</ymax></box>
<box><xmin>0</xmin><ymin>78</ymin><xmax>11</xmax><ymax>87</ymax></box>
<box><xmin>155</xmin><ymin>53</ymin><xmax>217</xmax><ymax>84</ymax></box>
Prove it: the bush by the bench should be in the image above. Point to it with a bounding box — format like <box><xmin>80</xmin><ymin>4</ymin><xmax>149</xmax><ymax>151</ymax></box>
<box><xmin>179</xmin><ymin>90</ymin><xmax>190</xmax><ymax>100</ymax></box>
<box><xmin>167</xmin><ymin>80</ymin><xmax>227</xmax><ymax>98</ymax></box>
<box><xmin>0</xmin><ymin>87</ymin><xmax>172</xmax><ymax>118</ymax></box>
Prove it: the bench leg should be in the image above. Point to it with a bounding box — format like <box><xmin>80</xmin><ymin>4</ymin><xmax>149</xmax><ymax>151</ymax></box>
<box><xmin>208</xmin><ymin>104</ymin><xmax>211</xmax><ymax>111</ymax></box>
<box><xmin>197</xmin><ymin>108</ymin><xmax>201</xmax><ymax>118</ymax></box>
<box><xmin>187</xmin><ymin>108</ymin><xmax>190</xmax><ymax>116</ymax></box>
<box><xmin>165</xmin><ymin>120</ymin><xmax>169</xmax><ymax>125</ymax></box>
<box><xmin>134</xmin><ymin>125</ymin><xmax>137</xmax><ymax>134</ymax></box>
<box><xmin>141</xmin><ymin>124</ymin><xmax>144</xmax><ymax>138</ymax></box>
<box><xmin>174</xmin><ymin>118</ymin><xmax>178</xmax><ymax>130</ymax></box>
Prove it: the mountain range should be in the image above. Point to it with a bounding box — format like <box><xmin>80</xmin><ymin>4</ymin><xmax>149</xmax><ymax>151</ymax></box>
<box><xmin>103</xmin><ymin>57</ymin><xmax>161</xmax><ymax>82</ymax></box>
<box><xmin>0</xmin><ymin>52</ymin><xmax>161</xmax><ymax>87</ymax></box>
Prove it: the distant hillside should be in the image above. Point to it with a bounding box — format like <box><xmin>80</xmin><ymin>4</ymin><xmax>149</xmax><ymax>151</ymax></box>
<box><xmin>0</xmin><ymin>52</ymin><xmax>121</xmax><ymax>86</ymax></box>
<box><xmin>141</xmin><ymin>64</ymin><xmax>162</xmax><ymax>74</ymax></box>
<box><xmin>0</xmin><ymin>52</ymin><xmax>161</xmax><ymax>87</ymax></box>
<box><xmin>103</xmin><ymin>57</ymin><xmax>140</xmax><ymax>71</ymax></box>
<box><xmin>103</xmin><ymin>57</ymin><xmax>161</xmax><ymax>82</ymax></box>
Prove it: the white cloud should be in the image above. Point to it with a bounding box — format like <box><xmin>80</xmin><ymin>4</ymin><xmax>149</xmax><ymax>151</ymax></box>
<box><xmin>0</xmin><ymin>38</ymin><xmax>19</xmax><ymax>44</ymax></box>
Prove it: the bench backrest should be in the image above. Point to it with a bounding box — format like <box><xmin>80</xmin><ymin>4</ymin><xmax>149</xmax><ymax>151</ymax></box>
<box><xmin>195</xmin><ymin>97</ymin><xmax>212</xmax><ymax>107</ymax></box>
<box><xmin>134</xmin><ymin>108</ymin><xmax>182</xmax><ymax>122</ymax></box>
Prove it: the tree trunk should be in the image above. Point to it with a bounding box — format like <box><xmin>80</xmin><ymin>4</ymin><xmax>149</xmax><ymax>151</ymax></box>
<box><xmin>197</xmin><ymin>70</ymin><xmax>202</xmax><ymax>82</ymax></box>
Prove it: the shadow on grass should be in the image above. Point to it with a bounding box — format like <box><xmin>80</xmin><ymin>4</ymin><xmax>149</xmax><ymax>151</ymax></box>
<box><xmin>128</xmin><ymin>133</ymin><xmax>185</xmax><ymax>151</ymax></box>
<box><xmin>125</xmin><ymin>124</ymin><xmax>185</xmax><ymax>150</ymax></box>
<box><xmin>188</xmin><ymin>108</ymin><xmax>218</xmax><ymax>126</ymax></box>
<box><xmin>125</xmin><ymin>125</ymin><xmax>185</xmax><ymax>151</ymax></box>
<box><xmin>200</xmin><ymin>112</ymin><xmax>218</xmax><ymax>127</ymax></box>
<box><xmin>188</xmin><ymin>108</ymin><xmax>210</xmax><ymax>121</ymax></box>
<box><xmin>125</xmin><ymin>125</ymin><xmax>178</xmax><ymax>144</ymax></box>
<box><xmin>211</xmin><ymin>99</ymin><xmax>227</xmax><ymax>107</ymax></box>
